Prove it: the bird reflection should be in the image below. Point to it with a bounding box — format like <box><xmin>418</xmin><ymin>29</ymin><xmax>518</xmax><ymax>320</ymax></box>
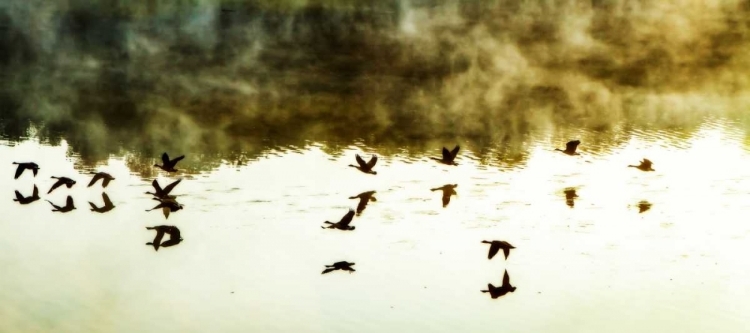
<box><xmin>348</xmin><ymin>154</ymin><xmax>378</xmax><ymax>175</ymax></box>
<box><xmin>89</xmin><ymin>192</ymin><xmax>115</xmax><ymax>213</ymax></box>
<box><xmin>555</xmin><ymin>140</ymin><xmax>581</xmax><ymax>156</ymax></box>
<box><xmin>48</xmin><ymin>176</ymin><xmax>76</xmax><ymax>194</ymax></box>
<box><xmin>629</xmin><ymin>158</ymin><xmax>655</xmax><ymax>172</ymax></box>
<box><xmin>431</xmin><ymin>184</ymin><xmax>457</xmax><ymax>207</ymax></box>
<box><xmin>47</xmin><ymin>196</ymin><xmax>76</xmax><ymax>213</ymax></box>
<box><xmin>481</xmin><ymin>270</ymin><xmax>516</xmax><ymax>299</ymax></box>
<box><xmin>637</xmin><ymin>200</ymin><xmax>652</xmax><ymax>213</ymax></box>
<box><xmin>349</xmin><ymin>190</ymin><xmax>376</xmax><ymax>215</ymax></box>
<box><xmin>146</xmin><ymin>225</ymin><xmax>183</xmax><ymax>251</ymax></box>
<box><xmin>481</xmin><ymin>240</ymin><xmax>515</xmax><ymax>260</ymax></box>
<box><xmin>146</xmin><ymin>178</ymin><xmax>182</xmax><ymax>199</ymax></box>
<box><xmin>154</xmin><ymin>152</ymin><xmax>185</xmax><ymax>173</ymax></box>
<box><xmin>321</xmin><ymin>261</ymin><xmax>355</xmax><ymax>274</ymax></box>
<box><xmin>430</xmin><ymin>145</ymin><xmax>460</xmax><ymax>165</ymax></box>
<box><xmin>13</xmin><ymin>162</ymin><xmax>39</xmax><ymax>179</ymax></box>
<box><xmin>322</xmin><ymin>209</ymin><xmax>356</xmax><ymax>230</ymax></box>
<box><xmin>564</xmin><ymin>188</ymin><xmax>578</xmax><ymax>208</ymax></box>
<box><xmin>14</xmin><ymin>185</ymin><xmax>40</xmax><ymax>205</ymax></box>
<box><xmin>88</xmin><ymin>172</ymin><xmax>115</xmax><ymax>188</ymax></box>
<box><xmin>146</xmin><ymin>198</ymin><xmax>184</xmax><ymax>219</ymax></box>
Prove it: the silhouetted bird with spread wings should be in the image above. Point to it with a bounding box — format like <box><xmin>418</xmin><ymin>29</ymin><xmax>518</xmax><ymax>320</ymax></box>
<box><xmin>154</xmin><ymin>153</ymin><xmax>185</xmax><ymax>173</ymax></box>
<box><xmin>431</xmin><ymin>145</ymin><xmax>460</xmax><ymax>165</ymax></box>
<box><xmin>14</xmin><ymin>185</ymin><xmax>40</xmax><ymax>205</ymax></box>
<box><xmin>481</xmin><ymin>271</ymin><xmax>516</xmax><ymax>299</ymax></box>
<box><xmin>48</xmin><ymin>176</ymin><xmax>76</xmax><ymax>194</ymax></box>
<box><xmin>322</xmin><ymin>209</ymin><xmax>356</xmax><ymax>231</ymax></box>
<box><xmin>349</xmin><ymin>190</ymin><xmax>376</xmax><ymax>215</ymax></box>
<box><xmin>555</xmin><ymin>140</ymin><xmax>581</xmax><ymax>156</ymax></box>
<box><xmin>349</xmin><ymin>154</ymin><xmax>378</xmax><ymax>175</ymax></box>
<box><xmin>321</xmin><ymin>261</ymin><xmax>356</xmax><ymax>274</ymax></box>
<box><xmin>481</xmin><ymin>240</ymin><xmax>515</xmax><ymax>260</ymax></box>
<box><xmin>88</xmin><ymin>172</ymin><xmax>115</xmax><ymax>188</ymax></box>
<box><xmin>13</xmin><ymin>162</ymin><xmax>39</xmax><ymax>179</ymax></box>
<box><xmin>47</xmin><ymin>196</ymin><xmax>76</xmax><ymax>213</ymax></box>
<box><xmin>89</xmin><ymin>192</ymin><xmax>115</xmax><ymax>213</ymax></box>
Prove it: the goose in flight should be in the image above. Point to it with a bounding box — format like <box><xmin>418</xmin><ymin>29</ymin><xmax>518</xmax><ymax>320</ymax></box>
<box><xmin>481</xmin><ymin>240</ymin><xmax>515</xmax><ymax>260</ymax></box>
<box><xmin>47</xmin><ymin>196</ymin><xmax>76</xmax><ymax>213</ymax></box>
<box><xmin>48</xmin><ymin>176</ymin><xmax>76</xmax><ymax>194</ymax></box>
<box><xmin>89</xmin><ymin>192</ymin><xmax>116</xmax><ymax>213</ymax></box>
<box><xmin>321</xmin><ymin>261</ymin><xmax>356</xmax><ymax>274</ymax></box>
<box><xmin>349</xmin><ymin>154</ymin><xmax>378</xmax><ymax>175</ymax></box>
<box><xmin>13</xmin><ymin>185</ymin><xmax>40</xmax><ymax>205</ymax></box>
<box><xmin>349</xmin><ymin>190</ymin><xmax>376</xmax><ymax>215</ymax></box>
<box><xmin>322</xmin><ymin>209</ymin><xmax>356</xmax><ymax>231</ymax></box>
<box><xmin>431</xmin><ymin>184</ymin><xmax>458</xmax><ymax>207</ymax></box>
<box><xmin>481</xmin><ymin>270</ymin><xmax>516</xmax><ymax>299</ymax></box>
<box><xmin>154</xmin><ymin>152</ymin><xmax>185</xmax><ymax>173</ymax></box>
<box><xmin>637</xmin><ymin>200</ymin><xmax>652</xmax><ymax>213</ymax></box>
<box><xmin>88</xmin><ymin>172</ymin><xmax>115</xmax><ymax>188</ymax></box>
<box><xmin>146</xmin><ymin>226</ymin><xmax>183</xmax><ymax>251</ymax></box>
<box><xmin>13</xmin><ymin>162</ymin><xmax>39</xmax><ymax>179</ymax></box>
<box><xmin>629</xmin><ymin>158</ymin><xmax>654</xmax><ymax>171</ymax></box>
<box><xmin>146</xmin><ymin>178</ymin><xmax>182</xmax><ymax>199</ymax></box>
<box><xmin>431</xmin><ymin>145</ymin><xmax>460</xmax><ymax>165</ymax></box>
<box><xmin>146</xmin><ymin>197</ymin><xmax>184</xmax><ymax>219</ymax></box>
<box><xmin>555</xmin><ymin>140</ymin><xmax>581</xmax><ymax>156</ymax></box>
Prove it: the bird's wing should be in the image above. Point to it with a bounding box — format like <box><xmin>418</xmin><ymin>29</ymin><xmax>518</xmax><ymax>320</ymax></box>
<box><xmin>503</xmin><ymin>247</ymin><xmax>511</xmax><ymax>259</ymax></box>
<box><xmin>355</xmin><ymin>154</ymin><xmax>367</xmax><ymax>168</ymax></box>
<box><xmin>32</xmin><ymin>168</ymin><xmax>38</xmax><ymax>176</ymax></box>
<box><xmin>102</xmin><ymin>193</ymin><xmax>113</xmax><ymax>207</ymax></box>
<box><xmin>14</xmin><ymin>191</ymin><xmax>23</xmax><ymax>201</ymax></box>
<box><xmin>162</xmin><ymin>207</ymin><xmax>170</xmax><ymax>219</ymax></box>
<box><xmin>321</xmin><ymin>268</ymin><xmax>335</xmax><ymax>274</ymax></box>
<box><xmin>567</xmin><ymin>140</ymin><xmax>580</xmax><ymax>151</ymax></box>
<box><xmin>366</xmin><ymin>155</ymin><xmax>378</xmax><ymax>169</ymax></box>
<box><xmin>48</xmin><ymin>180</ymin><xmax>64</xmax><ymax>194</ymax></box>
<box><xmin>65</xmin><ymin>196</ymin><xmax>74</xmax><ymax>208</ymax></box>
<box><xmin>162</xmin><ymin>178</ymin><xmax>182</xmax><ymax>195</ymax></box>
<box><xmin>102</xmin><ymin>177</ymin><xmax>112</xmax><ymax>188</ymax></box>
<box><xmin>88</xmin><ymin>173</ymin><xmax>101</xmax><ymax>187</ymax></box>
<box><xmin>169</xmin><ymin>155</ymin><xmax>185</xmax><ymax>164</ymax></box>
<box><xmin>340</xmin><ymin>209</ymin><xmax>355</xmax><ymax>226</ymax></box>
<box><xmin>488</xmin><ymin>242</ymin><xmax>500</xmax><ymax>259</ymax></box>
<box><xmin>161</xmin><ymin>153</ymin><xmax>170</xmax><ymax>165</ymax></box>
<box><xmin>167</xmin><ymin>227</ymin><xmax>181</xmax><ymax>240</ymax></box>
<box><xmin>442</xmin><ymin>195</ymin><xmax>450</xmax><ymax>206</ymax></box>
<box><xmin>32</xmin><ymin>185</ymin><xmax>38</xmax><ymax>197</ymax></box>
<box><xmin>151</xmin><ymin>179</ymin><xmax>163</xmax><ymax>194</ymax></box>
<box><xmin>89</xmin><ymin>202</ymin><xmax>98</xmax><ymax>210</ymax></box>
<box><xmin>153</xmin><ymin>229</ymin><xmax>165</xmax><ymax>247</ymax></box>
<box><xmin>441</xmin><ymin>147</ymin><xmax>451</xmax><ymax>160</ymax></box>
<box><xmin>14</xmin><ymin>165</ymin><xmax>23</xmax><ymax>179</ymax></box>
<box><xmin>502</xmin><ymin>271</ymin><xmax>510</xmax><ymax>287</ymax></box>
<box><xmin>450</xmin><ymin>145</ymin><xmax>460</xmax><ymax>158</ymax></box>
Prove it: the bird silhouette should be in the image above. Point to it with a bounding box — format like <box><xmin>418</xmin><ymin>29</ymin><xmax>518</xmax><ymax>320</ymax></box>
<box><xmin>349</xmin><ymin>154</ymin><xmax>378</xmax><ymax>175</ymax></box>
<box><xmin>89</xmin><ymin>192</ymin><xmax>115</xmax><ymax>213</ymax></box>
<box><xmin>12</xmin><ymin>162</ymin><xmax>39</xmax><ymax>179</ymax></box>
<box><xmin>13</xmin><ymin>185</ymin><xmax>40</xmax><ymax>205</ymax></box>
<box><xmin>564</xmin><ymin>188</ymin><xmax>578</xmax><ymax>208</ymax></box>
<box><xmin>322</xmin><ymin>209</ymin><xmax>356</xmax><ymax>230</ymax></box>
<box><xmin>481</xmin><ymin>240</ymin><xmax>515</xmax><ymax>260</ymax></box>
<box><xmin>48</xmin><ymin>176</ymin><xmax>76</xmax><ymax>194</ymax></box>
<box><xmin>146</xmin><ymin>226</ymin><xmax>183</xmax><ymax>251</ymax></box>
<box><xmin>146</xmin><ymin>226</ymin><xmax>168</xmax><ymax>251</ymax></box>
<box><xmin>481</xmin><ymin>271</ymin><xmax>516</xmax><ymax>299</ymax></box>
<box><xmin>555</xmin><ymin>140</ymin><xmax>581</xmax><ymax>156</ymax></box>
<box><xmin>88</xmin><ymin>172</ymin><xmax>115</xmax><ymax>188</ymax></box>
<box><xmin>321</xmin><ymin>261</ymin><xmax>356</xmax><ymax>274</ymax></box>
<box><xmin>431</xmin><ymin>184</ymin><xmax>458</xmax><ymax>207</ymax></box>
<box><xmin>629</xmin><ymin>158</ymin><xmax>654</xmax><ymax>171</ymax></box>
<box><xmin>146</xmin><ymin>198</ymin><xmax>184</xmax><ymax>219</ymax></box>
<box><xmin>637</xmin><ymin>200</ymin><xmax>652</xmax><ymax>213</ymax></box>
<box><xmin>47</xmin><ymin>196</ymin><xmax>76</xmax><ymax>213</ymax></box>
<box><xmin>146</xmin><ymin>178</ymin><xmax>182</xmax><ymax>199</ymax></box>
<box><xmin>154</xmin><ymin>152</ymin><xmax>185</xmax><ymax>173</ymax></box>
<box><xmin>430</xmin><ymin>145</ymin><xmax>460</xmax><ymax>165</ymax></box>
<box><xmin>349</xmin><ymin>190</ymin><xmax>376</xmax><ymax>215</ymax></box>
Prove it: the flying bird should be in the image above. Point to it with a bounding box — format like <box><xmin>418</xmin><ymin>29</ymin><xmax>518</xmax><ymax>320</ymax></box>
<box><xmin>430</xmin><ymin>145</ymin><xmax>460</xmax><ymax>165</ymax></box>
<box><xmin>322</xmin><ymin>209</ymin><xmax>356</xmax><ymax>231</ymax></box>
<box><xmin>89</xmin><ymin>192</ymin><xmax>116</xmax><ymax>213</ymax></box>
<box><xmin>12</xmin><ymin>162</ymin><xmax>39</xmax><ymax>179</ymax></box>
<box><xmin>88</xmin><ymin>172</ymin><xmax>115</xmax><ymax>188</ymax></box>
<box><xmin>146</xmin><ymin>178</ymin><xmax>182</xmax><ymax>199</ymax></box>
<box><xmin>431</xmin><ymin>184</ymin><xmax>458</xmax><ymax>207</ymax></box>
<box><xmin>629</xmin><ymin>158</ymin><xmax>654</xmax><ymax>172</ymax></box>
<box><xmin>321</xmin><ymin>261</ymin><xmax>356</xmax><ymax>274</ymax></box>
<box><xmin>349</xmin><ymin>154</ymin><xmax>378</xmax><ymax>175</ymax></box>
<box><xmin>481</xmin><ymin>270</ymin><xmax>516</xmax><ymax>299</ymax></box>
<box><xmin>555</xmin><ymin>140</ymin><xmax>581</xmax><ymax>156</ymax></box>
<box><xmin>13</xmin><ymin>185</ymin><xmax>40</xmax><ymax>205</ymax></box>
<box><xmin>47</xmin><ymin>196</ymin><xmax>76</xmax><ymax>213</ymax></box>
<box><xmin>154</xmin><ymin>152</ymin><xmax>185</xmax><ymax>173</ymax></box>
<box><xmin>146</xmin><ymin>198</ymin><xmax>184</xmax><ymax>219</ymax></box>
<box><xmin>146</xmin><ymin>225</ymin><xmax>183</xmax><ymax>251</ymax></box>
<box><xmin>481</xmin><ymin>240</ymin><xmax>515</xmax><ymax>260</ymax></box>
<box><xmin>48</xmin><ymin>176</ymin><xmax>76</xmax><ymax>194</ymax></box>
<box><xmin>349</xmin><ymin>190</ymin><xmax>376</xmax><ymax>215</ymax></box>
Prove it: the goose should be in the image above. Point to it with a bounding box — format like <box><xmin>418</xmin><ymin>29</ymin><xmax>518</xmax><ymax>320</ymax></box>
<box><xmin>13</xmin><ymin>185</ymin><xmax>40</xmax><ymax>205</ymax></box>
<box><xmin>154</xmin><ymin>152</ymin><xmax>185</xmax><ymax>173</ymax></box>
<box><xmin>629</xmin><ymin>158</ymin><xmax>654</xmax><ymax>171</ymax></box>
<box><xmin>322</xmin><ymin>209</ymin><xmax>356</xmax><ymax>231</ymax></box>
<box><xmin>48</xmin><ymin>176</ymin><xmax>76</xmax><ymax>194</ymax></box>
<box><xmin>481</xmin><ymin>240</ymin><xmax>515</xmax><ymax>260</ymax></box>
<box><xmin>89</xmin><ymin>192</ymin><xmax>115</xmax><ymax>213</ymax></box>
<box><xmin>88</xmin><ymin>172</ymin><xmax>115</xmax><ymax>188</ymax></box>
<box><xmin>47</xmin><ymin>196</ymin><xmax>76</xmax><ymax>213</ymax></box>
<box><xmin>349</xmin><ymin>190</ymin><xmax>376</xmax><ymax>215</ymax></box>
<box><xmin>637</xmin><ymin>201</ymin><xmax>652</xmax><ymax>213</ymax></box>
<box><xmin>555</xmin><ymin>140</ymin><xmax>581</xmax><ymax>156</ymax></box>
<box><xmin>349</xmin><ymin>154</ymin><xmax>378</xmax><ymax>175</ymax></box>
<box><xmin>481</xmin><ymin>270</ymin><xmax>516</xmax><ymax>299</ymax></box>
<box><xmin>146</xmin><ymin>178</ymin><xmax>182</xmax><ymax>199</ymax></box>
<box><xmin>13</xmin><ymin>162</ymin><xmax>39</xmax><ymax>179</ymax></box>
<box><xmin>431</xmin><ymin>184</ymin><xmax>458</xmax><ymax>207</ymax></box>
<box><xmin>321</xmin><ymin>261</ymin><xmax>356</xmax><ymax>274</ymax></box>
<box><xmin>430</xmin><ymin>145</ymin><xmax>460</xmax><ymax>165</ymax></box>
<box><xmin>146</xmin><ymin>198</ymin><xmax>184</xmax><ymax>219</ymax></box>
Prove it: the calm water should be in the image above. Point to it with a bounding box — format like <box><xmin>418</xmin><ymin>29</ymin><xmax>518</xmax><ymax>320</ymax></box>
<box><xmin>3</xmin><ymin>118</ymin><xmax>750</xmax><ymax>332</ymax></box>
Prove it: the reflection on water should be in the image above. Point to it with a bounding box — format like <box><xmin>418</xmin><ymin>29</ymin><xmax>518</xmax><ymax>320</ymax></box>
<box><xmin>564</xmin><ymin>187</ymin><xmax>578</xmax><ymax>208</ymax></box>
<box><xmin>89</xmin><ymin>192</ymin><xmax>115</xmax><ymax>213</ymax></box>
<box><xmin>46</xmin><ymin>195</ymin><xmax>75</xmax><ymax>213</ymax></box>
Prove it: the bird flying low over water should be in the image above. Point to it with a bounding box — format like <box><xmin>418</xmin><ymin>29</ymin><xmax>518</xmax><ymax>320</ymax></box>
<box><xmin>89</xmin><ymin>192</ymin><xmax>115</xmax><ymax>213</ymax></box>
<box><xmin>321</xmin><ymin>261</ymin><xmax>356</xmax><ymax>274</ymax></box>
<box><xmin>349</xmin><ymin>191</ymin><xmax>376</xmax><ymax>215</ymax></box>
<box><xmin>555</xmin><ymin>140</ymin><xmax>581</xmax><ymax>156</ymax></box>
<box><xmin>146</xmin><ymin>225</ymin><xmax>183</xmax><ymax>251</ymax></box>
<box><xmin>322</xmin><ymin>209</ymin><xmax>356</xmax><ymax>230</ymax></box>
<box><xmin>349</xmin><ymin>154</ymin><xmax>378</xmax><ymax>175</ymax></box>
<box><xmin>13</xmin><ymin>185</ymin><xmax>40</xmax><ymax>205</ymax></box>
<box><xmin>431</xmin><ymin>184</ymin><xmax>458</xmax><ymax>207</ymax></box>
<box><xmin>154</xmin><ymin>152</ymin><xmax>185</xmax><ymax>173</ymax></box>
<box><xmin>146</xmin><ymin>178</ymin><xmax>182</xmax><ymax>199</ymax></box>
<box><xmin>47</xmin><ymin>196</ymin><xmax>76</xmax><ymax>213</ymax></box>
<box><xmin>13</xmin><ymin>162</ymin><xmax>39</xmax><ymax>179</ymax></box>
<box><xmin>48</xmin><ymin>176</ymin><xmax>76</xmax><ymax>194</ymax></box>
<box><xmin>629</xmin><ymin>158</ymin><xmax>654</xmax><ymax>172</ymax></box>
<box><xmin>431</xmin><ymin>145</ymin><xmax>460</xmax><ymax>165</ymax></box>
<box><xmin>481</xmin><ymin>271</ymin><xmax>516</xmax><ymax>299</ymax></box>
<box><xmin>146</xmin><ymin>198</ymin><xmax>184</xmax><ymax>219</ymax></box>
<box><xmin>481</xmin><ymin>240</ymin><xmax>515</xmax><ymax>260</ymax></box>
<box><xmin>88</xmin><ymin>172</ymin><xmax>115</xmax><ymax>188</ymax></box>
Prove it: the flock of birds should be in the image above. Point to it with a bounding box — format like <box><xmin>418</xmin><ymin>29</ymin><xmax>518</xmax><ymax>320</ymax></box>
<box><xmin>11</xmin><ymin>140</ymin><xmax>656</xmax><ymax>299</ymax></box>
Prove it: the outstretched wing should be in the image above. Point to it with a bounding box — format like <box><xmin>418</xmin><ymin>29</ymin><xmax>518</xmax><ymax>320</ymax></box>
<box><xmin>441</xmin><ymin>147</ymin><xmax>451</xmax><ymax>161</ymax></box>
<box><xmin>89</xmin><ymin>202</ymin><xmax>98</xmax><ymax>210</ymax></box>
<box><xmin>152</xmin><ymin>179</ymin><xmax>163</xmax><ymax>193</ymax></box>
<box><xmin>366</xmin><ymin>155</ymin><xmax>378</xmax><ymax>169</ymax></box>
<box><xmin>14</xmin><ymin>165</ymin><xmax>23</xmax><ymax>179</ymax></box>
<box><xmin>169</xmin><ymin>155</ymin><xmax>185</xmax><ymax>164</ymax></box>
<box><xmin>161</xmin><ymin>153</ymin><xmax>170</xmax><ymax>165</ymax></box>
<box><xmin>503</xmin><ymin>247</ymin><xmax>511</xmax><ymax>259</ymax></box>
<box><xmin>502</xmin><ymin>270</ymin><xmax>511</xmax><ymax>287</ymax></box>
<box><xmin>162</xmin><ymin>207</ymin><xmax>170</xmax><ymax>219</ymax></box>
<box><xmin>162</xmin><ymin>178</ymin><xmax>182</xmax><ymax>195</ymax></box>
<box><xmin>450</xmin><ymin>145</ymin><xmax>460</xmax><ymax>159</ymax></box>
<box><xmin>340</xmin><ymin>209</ymin><xmax>355</xmax><ymax>226</ymax></box>
<box><xmin>152</xmin><ymin>229</ymin><xmax>166</xmax><ymax>249</ymax></box>
<box><xmin>32</xmin><ymin>185</ymin><xmax>38</xmax><ymax>198</ymax></box>
<box><xmin>355</xmin><ymin>154</ymin><xmax>367</xmax><ymax>168</ymax></box>
<box><xmin>48</xmin><ymin>180</ymin><xmax>63</xmax><ymax>194</ymax></box>
<box><xmin>321</xmin><ymin>268</ymin><xmax>336</xmax><ymax>274</ymax></box>
<box><xmin>566</xmin><ymin>140</ymin><xmax>580</xmax><ymax>152</ymax></box>
<box><xmin>14</xmin><ymin>190</ymin><xmax>23</xmax><ymax>201</ymax></box>
<box><xmin>102</xmin><ymin>176</ymin><xmax>112</xmax><ymax>188</ymax></box>
<box><xmin>88</xmin><ymin>173</ymin><xmax>102</xmax><ymax>187</ymax></box>
<box><xmin>65</xmin><ymin>196</ymin><xmax>74</xmax><ymax>208</ymax></box>
<box><xmin>488</xmin><ymin>242</ymin><xmax>500</xmax><ymax>259</ymax></box>
<box><xmin>102</xmin><ymin>193</ymin><xmax>113</xmax><ymax>207</ymax></box>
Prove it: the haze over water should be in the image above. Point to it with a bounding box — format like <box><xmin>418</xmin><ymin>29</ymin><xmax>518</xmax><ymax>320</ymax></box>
<box><xmin>3</xmin><ymin>1</ymin><xmax>750</xmax><ymax>332</ymax></box>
